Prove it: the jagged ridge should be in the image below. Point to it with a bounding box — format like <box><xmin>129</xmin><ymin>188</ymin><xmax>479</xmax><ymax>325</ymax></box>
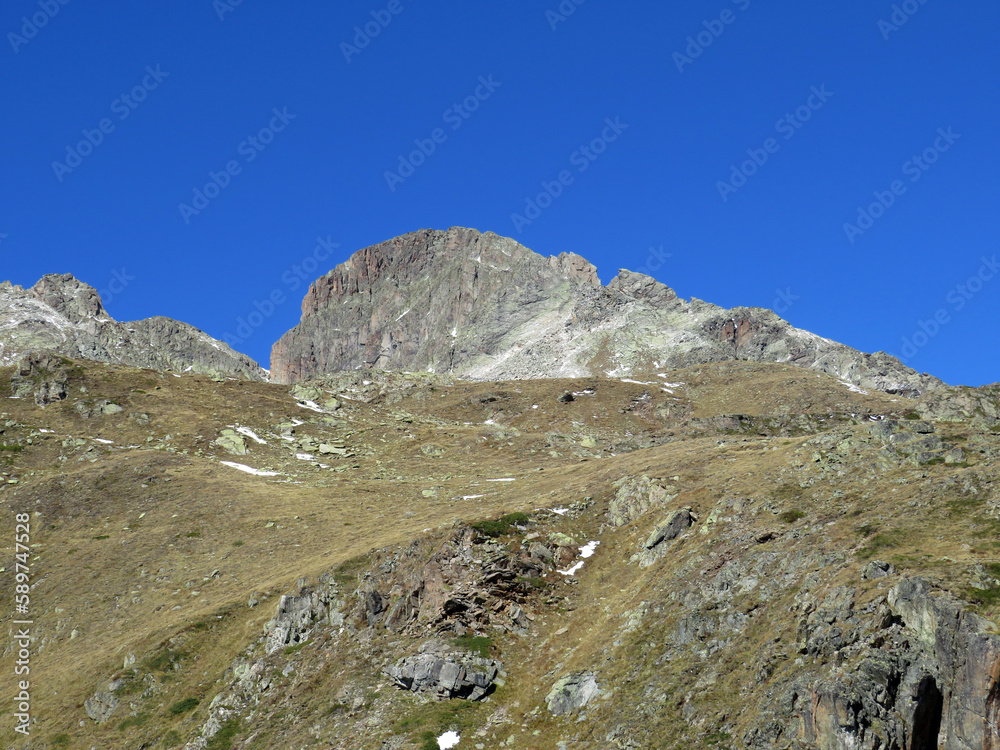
<box><xmin>271</xmin><ymin>227</ymin><xmax>941</xmax><ymax>396</ymax></box>
<box><xmin>0</xmin><ymin>274</ymin><xmax>267</xmax><ymax>380</ymax></box>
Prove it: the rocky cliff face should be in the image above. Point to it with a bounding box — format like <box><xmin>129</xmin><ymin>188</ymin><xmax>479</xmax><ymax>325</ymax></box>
<box><xmin>271</xmin><ymin>227</ymin><xmax>941</xmax><ymax>396</ymax></box>
<box><xmin>0</xmin><ymin>274</ymin><xmax>267</xmax><ymax>380</ymax></box>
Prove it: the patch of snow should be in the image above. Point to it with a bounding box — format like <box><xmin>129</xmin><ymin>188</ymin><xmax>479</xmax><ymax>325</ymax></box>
<box><xmin>838</xmin><ymin>380</ymin><xmax>870</xmax><ymax>395</ymax></box>
<box><xmin>219</xmin><ymin>461</ymin><xmax>280</xmax><ymax>477</ymax></box>
<box><xmin>437</xmin><ymin>731</ymin><xmax>460</xmax><ymax>749</ymax></box>
<box><xmin>559</xmin><ymin>561</ymin><xmax>585</xmax><ymax>576</ymax></box>
<box><xmin>572</xmin><ymin>389</ymin><xmax>595</xmax><ymax>396</ymax></box>
<box><xmin>396</xmin><ymin>309</ymin><xmax>411</xmax><ymax>322</ymax></box>
<box><xmin>235</xmin><ymin>426</ymin><xmax>267</xmax><ymax>445</ymax></box>
<box><xmin>39</xmin><ymin>429</ymin><xmax>54</xmax><ymax>433</ymax></box>
<box><xmin>451</xmin><ymin>327</ymin><xmax>457</xmax><ymax>338</ymax></box>
<box><xmin>290</xmin><ymin>419</ymin><xmax>305</xmax><ymax>426</ymax></box>
<box><xmin>485</xmin><ymin>478</ymin><xmax>515</xmax><ymax>482</ymax></box>
<box><xmin>171</xmin><ymin>373</ymin><xmax>182</xmax><ymax>378</ymax></box>
<box><xmin>462</xmin><ymin>495</ymin><xmax>485</xmax><ymax>500</ymax></box>
<box><xmin>558</xmin><ymin>540</ymin><xmax>600</xmax><ymax>575</ymax></box>
<box><xmin>484</xmin><ymin>419</ymin><xmax>496</xmax><ymax>425</ymax></box>
<box><xmin>183</xmin><ymin>366</ymin><xmax>193</xmax><ymax>372</ymax></box>
<box><xmin>532</xmin><ymin>404</ymin><xmax>538</xmax><ymax>409</ymax></box>
<box><xmin>620</xmin><ymin>379</ymin><xmax>655</xmax><ymax>385</ymax></box>
<box><xmin>297</xmin><ymin>401</ymin><xmax>325</xmax><ymax>413</ymax></box>
<box><xmin>549</xmin><ymin>508</ymin><xmax>569</xmax><ymax>515</ymax></box>
<box><xmin>296</xmin><ymin>453</ymin><xmax>317</xmax><ymax>461</ymax></box>
<box><xmin>93</xmin><ymin>438</ymin><xmax>114</xmax><ymax>444</ymax></box>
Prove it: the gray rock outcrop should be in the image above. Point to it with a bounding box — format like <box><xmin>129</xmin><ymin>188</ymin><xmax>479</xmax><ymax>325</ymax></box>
<box><xmin>10</xmin><ymin>352</ymin><xmax>69</xmax><ymax>405</ymax></box>
<box><xmin>383</xmin><ymin>640</ymin><xmax>503</xmax><ymax>701</ymax></box>
<box><xmin>271</xmin><ymin>227</ymin><xmax>941</xmax><ymax>396</ymax></box>
<box><xmin>0</xmin><ymin>275</ymin><xmax>266</xmax><ymax>380</ymax></box>
<box><xmin>84</xmin><ymin>689</ymin><xmax>118</xmax><ymax>723</ymax></box>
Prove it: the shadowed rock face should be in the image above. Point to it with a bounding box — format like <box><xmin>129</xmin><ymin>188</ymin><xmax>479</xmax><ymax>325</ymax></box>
<box><xmin>271</xmin><ymin>227</ymin><xmax>942</xmax><ymax>396</ymax></box>
<box><xmin>0</xmin><ymin>274</ymin><xmax>267</xmax><ymax>380</ymax></box>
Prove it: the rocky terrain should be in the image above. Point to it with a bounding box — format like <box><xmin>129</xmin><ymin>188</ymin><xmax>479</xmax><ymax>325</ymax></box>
<box><xmin>0</xmin><ymin>275</ymin><xmax>266</xmax><ymax>381</ymax></box>
<box><xmin>271</xmin><ymin>227</ymin><xmax>941</xmax><ymax>397</ymax></box>
<box><xmin>1</xmin><ymin>351</ymin><xmax>998</xmax><ymax>749</ymax></box>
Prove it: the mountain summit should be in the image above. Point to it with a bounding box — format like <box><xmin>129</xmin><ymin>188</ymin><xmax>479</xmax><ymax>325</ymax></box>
<box><xmin>271</xmin><ymin>227</ymin><xmax>940</xmax><ymax>396</ymax></box>
<box><xmin>0</xmin><ymin>274</ymin><xmax>267</xmax><ymax>380</ymax></box>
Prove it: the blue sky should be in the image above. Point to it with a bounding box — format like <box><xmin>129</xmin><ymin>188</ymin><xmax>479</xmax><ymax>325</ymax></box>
<box><xmin>2</xmin><ymin>0</ymin><xmax>997</xmax><ymax>385</ymax></box>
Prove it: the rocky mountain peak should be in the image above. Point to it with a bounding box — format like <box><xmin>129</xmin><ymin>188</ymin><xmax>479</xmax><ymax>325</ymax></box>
<box><xmin>272</xmin><ymin>227</ymin><xmax>941</xmax><ymax>396</ymax></box>
<box><xmin>30</xmin><ymin>273</ymin><xmax>108</xmax><ymax>324</ymax></box>
<box><xmin>0</xmin><ymin>274</ymin><xmax>267</xmax><ymax>380</ymax></box>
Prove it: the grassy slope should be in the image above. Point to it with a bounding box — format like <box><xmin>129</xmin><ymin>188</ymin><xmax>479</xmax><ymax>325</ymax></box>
<box><xmin>0</xmin><ymin>360</ymin><xmax>996</xmax><ymax>748</ymax></box>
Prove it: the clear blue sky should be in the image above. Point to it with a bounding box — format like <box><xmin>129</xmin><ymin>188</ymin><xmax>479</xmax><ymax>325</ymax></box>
<box><xmin>2</xmin><ymin>0</ymin><xmax>997</xmax><ymax>385</ymax></box>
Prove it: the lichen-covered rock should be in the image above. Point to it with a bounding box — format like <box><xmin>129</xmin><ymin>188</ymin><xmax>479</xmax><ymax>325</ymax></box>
<box><xmin>84</xmin><ymin>689</ymin><xmax>118</xmax><ymax>723</ymax></box>
<box><xmin>546</xmin><ymin>672</ymin><xmax>601</xmax><ymax>716</ymax></box>
<box><xmin>213</xmin><ymin>429</ymin><xmax>248</xmax><ymax>456</ymax></box>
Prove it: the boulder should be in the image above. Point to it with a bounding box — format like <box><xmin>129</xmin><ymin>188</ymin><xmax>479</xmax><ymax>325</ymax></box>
<box><xmin>546</xmin><ymin>672</ymin><xmax>601</xmax><ymax>716</ymax></box>
<box><xmin>383</xmin><ymin>640</ymin><xmax>502</xmax><ymax>701</ymax></box>
<box><xmin>84</xmin><ymin>689</ymin><xmax>118</xmax><ymax>723</ymax></box>
<box><xmin>213</xmin><ymin>429</ymin><xmax>248</xmax><ymax>456</ymax></box>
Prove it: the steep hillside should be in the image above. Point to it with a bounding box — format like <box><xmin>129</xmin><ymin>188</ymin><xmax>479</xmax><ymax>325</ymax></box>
<box><xmin>0</xmin><ymin>275</ymin><xmax>266</xmax><ymax>380</ymax></box>
<box><xmin>1</xmin><ymin>357</ymin><xmax>997</xmax><ymax>749</ymax></box>
<box><xmin>271</xmin><ymin>227</ymin><xmax>941</xmax><ymax>397</ymax></box>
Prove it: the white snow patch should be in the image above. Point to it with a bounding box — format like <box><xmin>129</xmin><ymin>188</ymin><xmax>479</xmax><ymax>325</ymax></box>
<box><xmin>838</xmin><ymin>380</ymin><xmax>870</xmax><ymax>395</ymax></box>
<box><xmin>235</xmin><ymin>426</ymin><xmax>267</xmax><ymax>444</ymax></box>
<box><xmin>549</xmin><ymin>508</ymin><xmax>570</xmax><ymax>516</ymax></box>
<box><xmin>462</xmin><ymin>494</ymin><xmax>485</xmax><ymax>500</ymax></box>
<box><xmin>451</xmin><ymin>327</ymin><xmax>457</xmax><ymax>338</ymax></box>
<box><xmin>296</xmin><ymin>453</ymin><xmax>317</xmax><ymax>461</ymax></box>
<box><xmin>219</xmin><ymin>462</ymin><xmax>280</xmax><ymax>477</ymax></box>
<box><xmin>483</xmin><ymin>419</ymin><xmax>496</xmax><ymax>425</ymax></box>
<box><xmin>396</xmin><ymin>309</ymin><xmax>411</xmax><ymax>321</ymax></box>
<box><xmin>297</xmin><ymin>401</ymin><xmax>325</xmax><ymax>413</ymax></box>
<box><xmin>485</xmin><ymin>478</ymin><xmax>515</xmax><ymax>482</ymax></box>
<box><xmin>620</xmin><ymin>379</ymin><xmax>655</xmax><ymax>385</ymax></box>
<box><xmin>39</xmin><ymin>429</ymin><xmax>54</xmax><ymax>433</ymax></box>
<box><xmin>558</xmin><ymin>540</ymin><xmax>600</xmax><ymax>575</ymax></box>
<box><xmin>93</xmin><ymin>438</ymin><xmax>114</xmax><ymax>444</ymax></box>
<box><xmin>437</xmin><ymin>731</ymin><xmax>460</xmax><ymax>749</ymax></box>
<box><xmin>171</xmin><ymin>373</ymin><xmax>181</xmax><ymax>378</ymax></box>
<box><xmin>532</xmin><ymin>404</ymin><xmax>538</xmax><ymax>409</ymax></box>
